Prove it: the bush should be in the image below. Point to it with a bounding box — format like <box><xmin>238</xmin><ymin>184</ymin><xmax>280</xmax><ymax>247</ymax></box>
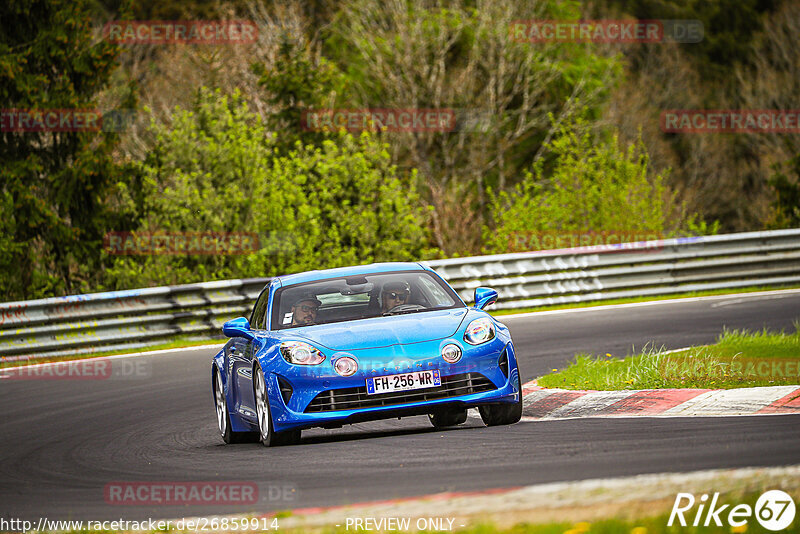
<box><xmin>102</xmin><ymin>88</ymin><xmax>437</xmax><ymax>289</ymax></box>
<box><xmin>485</xmin><ymin>117</ymin><xmax>676</xmax><ymax>253</ymax></box>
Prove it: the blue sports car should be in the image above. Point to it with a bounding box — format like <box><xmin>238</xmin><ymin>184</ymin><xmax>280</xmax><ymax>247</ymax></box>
<box><xmin>212</xmin><ymin>262</ymin><xmax>522</xmax><ymax>446</ymax></box>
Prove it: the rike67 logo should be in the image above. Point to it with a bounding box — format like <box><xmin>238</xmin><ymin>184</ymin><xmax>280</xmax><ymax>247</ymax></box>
<box><xmin>669</xmin><ymin>490</ymin><xmax>796</xmax><ymax>531</ymax></box>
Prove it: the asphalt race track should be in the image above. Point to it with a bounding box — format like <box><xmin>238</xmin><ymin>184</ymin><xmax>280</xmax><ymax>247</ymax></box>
<box><xmin>1</xmin><ymin>291</ymin><xmax>799</xmax><ymax>521</ymax></box>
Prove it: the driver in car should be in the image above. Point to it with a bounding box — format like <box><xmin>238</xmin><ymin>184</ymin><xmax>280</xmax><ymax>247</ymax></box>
<box><xmin>291</xmin><ymin>296</ymin><xmax>321</xmax><ymax>326</ymax></box>
<box><xmin>381</xmin><ymin>281</ymin><xmax>411</xmax><ymax>313</ymax></box>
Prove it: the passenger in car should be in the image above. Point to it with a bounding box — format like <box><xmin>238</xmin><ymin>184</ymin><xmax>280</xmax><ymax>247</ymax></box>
<box><xmin>291</xmin><ymin>296</ymin><xmax>321</xmax><ymax>326</ymax></box>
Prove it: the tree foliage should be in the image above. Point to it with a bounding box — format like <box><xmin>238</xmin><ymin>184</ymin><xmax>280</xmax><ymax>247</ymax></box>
<box><xmin>4</xmin><ymin>0</ymin><xmax>791</xmax><ymax>300</ymax></box>
<box><xmin>324</xmin><ymin>0</ymin><xmax>621</xmax><ymax>254</ymax></box>
<box><xmin>0</xmin><ymin>0</ymin><xmax>133</xmax><ymax>300</ymax></box>
<box><xmin>597</xmin><ymin>0</ymin><xmax>783</xmax><ymax>81</ymax></box>
<box><xmin>254</xmin><ymin>34</ymin><xmax>346</xmax><ymax>150</ymax></box>
<box><xmin>103</xmin><ymin>89</ymin><xmax>436</xmax><ymax>289</ymax></box>
<box><xmin>485</xmin><ymin>117</ymin><xmax>676</xmax><ymax>253</ymax></box>
<box><xmin>768</xmin><ymin>156</ymin><xmax>800</xmax><ymax>228</ymax></box>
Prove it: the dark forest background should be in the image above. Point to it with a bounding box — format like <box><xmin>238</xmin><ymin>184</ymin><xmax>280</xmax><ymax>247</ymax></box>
<box><xmin>2</xmin><ymin>0</ymin><xmax>798</xmax><ymax>300</ymax></box>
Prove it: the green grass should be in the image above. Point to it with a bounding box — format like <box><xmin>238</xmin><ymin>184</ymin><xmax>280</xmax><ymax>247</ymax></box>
<box><xmin>489</xmin><ymin>285</ymin><xmax>800</xmax><ymax>316</ymax></box>
<box><xmin>0</xmin><ymin>336</ymin><xmax>223</xmax><ymax>369</ymax></box>
<box><xmin>445</xmin><ymin>491</ymin><xmax>798</xmax><ymax>533</ymax></box>
<box><xmin>55</xmin><ymin>491</ymin><xmax>798</xmax><ymax>533</ymax></box>
<box><xmin>537</xmin><ymin>324</ymin><xmax>800</xmax><ymax>390</ymax></box>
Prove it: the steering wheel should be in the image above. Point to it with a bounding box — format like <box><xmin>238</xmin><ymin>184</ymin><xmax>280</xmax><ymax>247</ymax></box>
<box><xmin>384</xmin><ymin>303</ymin><xmax>426</xmax><ymax>315</ymax></box>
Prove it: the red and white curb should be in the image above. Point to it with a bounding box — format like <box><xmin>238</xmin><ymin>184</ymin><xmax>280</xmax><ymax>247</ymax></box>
<box><xmin>519</xmin><ymin>382</ymin><xmax>800</xmax><ymax>419</ymax></box>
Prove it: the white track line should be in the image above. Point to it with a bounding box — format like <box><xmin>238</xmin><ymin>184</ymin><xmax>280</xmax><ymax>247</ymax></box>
<box><xmin>496</xmin><ymin>288</ymin><xmax>800</xmax><ymax>320</ymax></box>
<box><xmin>0</xmin><ymin>343</ymin><xmax>223</xmax><ymax>372</ymax></box>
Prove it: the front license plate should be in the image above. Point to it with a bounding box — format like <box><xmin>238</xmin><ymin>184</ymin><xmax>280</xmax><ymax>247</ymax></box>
<box><xmin>366</xmin><ymin>370</ymin><xmax>441</xmax><ymax>395</ymax></box>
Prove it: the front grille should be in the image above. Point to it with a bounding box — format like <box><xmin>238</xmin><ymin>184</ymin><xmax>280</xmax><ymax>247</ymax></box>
<box><xmin>304</xmin><ymin>372</ymin><xmax>495</xmax><ymax>413</ymax></box>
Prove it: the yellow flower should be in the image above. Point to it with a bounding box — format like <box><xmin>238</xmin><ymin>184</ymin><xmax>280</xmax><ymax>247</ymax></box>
<box><xmin>630</xmin><ymin>527</ymin><xmax>647</xmax><ymax>534</ymax></box>
<box><xmin>730</xmin><ymin>524</ymin><xmax>748</xmax><ymax>533</ymax></box>
<box><xmin>564</xmin><ymin>523</ymin><xmax>591</xmax><ymax>534</ymax></box>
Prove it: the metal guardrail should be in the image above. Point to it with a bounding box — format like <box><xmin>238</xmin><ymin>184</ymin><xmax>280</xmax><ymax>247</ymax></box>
<box><xmin>0</xmin><ymin>279</ymin><xmax>269</xmax><ymax>361</ymax></box>
<box><xmin>428</xmin><ymin>229</ymin><xmax>800</xmax><ymax>309</ymax></box>
<box><xmin>2</xmin><ymin>229</ymin><xmax>799</xmax><ymax>360</ymax></box>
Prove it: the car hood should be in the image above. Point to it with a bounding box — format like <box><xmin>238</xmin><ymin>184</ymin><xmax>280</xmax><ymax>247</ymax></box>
<box><xmin>289</xmin><ymin>309</ymin><xmax>469</xmax><ymax>351</ymax></box>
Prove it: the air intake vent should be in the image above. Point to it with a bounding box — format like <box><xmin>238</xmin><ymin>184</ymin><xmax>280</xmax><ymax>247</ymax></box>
<box><xmin>277</xmin><ymin>375</ymin><xmax>293</xmax><ymax>404</ymax></box>
<box><xmin>498</xmin><ymin>349</ymin><xmax>509</xmax><ymax>378</ymax></box>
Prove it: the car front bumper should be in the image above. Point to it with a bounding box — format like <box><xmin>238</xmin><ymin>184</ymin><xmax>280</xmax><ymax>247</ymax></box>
<box><xmin>263</xmin><ymin>338</ymin><xmax>520</xmax><ymax>432</ymax></box>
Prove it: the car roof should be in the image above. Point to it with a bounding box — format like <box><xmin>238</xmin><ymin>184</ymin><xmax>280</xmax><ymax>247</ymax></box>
<box><xmin>275</xmin><ymin>262</ymin><xmax>432</xmax><ymax>287</ymax></box>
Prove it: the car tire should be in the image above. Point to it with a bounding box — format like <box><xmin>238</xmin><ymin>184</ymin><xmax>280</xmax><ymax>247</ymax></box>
<box><xmin>214</xmin><ymin>367</ymin><xmax>259</xmax><ymax>444</ymax></box>
<box><xmin>253</xmin><ymin>365</ymin><xmax>301</xmax><ymax>447</ymax></box>
<box><xmin>478</xmin><ymin>372</ymin><xmax>522</xmax><ymax>426</ymax></box>
<box><xmin>428</xmin><ymin>407</ymin><xmax>468</xmax><ymax>428</ymax></box>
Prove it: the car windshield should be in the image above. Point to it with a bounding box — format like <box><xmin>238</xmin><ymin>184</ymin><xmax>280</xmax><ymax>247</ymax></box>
<box><xmin>271</xmin><ymin>270</ymin><xmax>463</xmax><ymax>330</ymax></box>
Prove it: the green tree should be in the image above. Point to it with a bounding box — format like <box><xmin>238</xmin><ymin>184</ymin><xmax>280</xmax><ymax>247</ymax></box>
<box><xmin>485</xmin><ymin>117</ymin><xmax>678</xmax><ymax>253</ymax></box>
<box><xmin>0</xmin><ymin>0</ymin><xmax>133</xmax><ymax>300</ymax></box>
<box><xmin>254</xmin><ymin>33</ymin><xmax>346</xmax><ymax>150</ymax></box>
<box><xmin>103</xmin><ymin>89</ymin><xmax>276</xmax><ymax>288</ymax></box>
<box><xmin>767</xmin><ymin>155</ymin><xmax>800</xmax><ymax>228</ymax></box>
<box><xmin>104</xmin><ymin>89</ymin><xmax>436</xmax><ymax>289</ymax></box>
<box><xmin>323</xmin><ymin>0</ymin><xmax>621</xmax><ymax>254</ymax></box>
<box><xmin>269</xmin><ymin>133</ymin><xmax>438</xmax><ymax>270</ymax></box>
<box><xmin>596</xmin><ymin>0</ymin><xmax>784</xmax><ymax>81</ymax></box>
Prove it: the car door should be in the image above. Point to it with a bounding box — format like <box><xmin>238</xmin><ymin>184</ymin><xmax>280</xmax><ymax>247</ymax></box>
<box><xmin>233</xmin><ymin>288</ymin><xmax>270</xmax><ymax>420</ymax></box>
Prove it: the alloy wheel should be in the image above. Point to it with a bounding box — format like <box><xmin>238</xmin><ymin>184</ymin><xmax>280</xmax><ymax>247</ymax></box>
<box><xmin>215</xmin><ymin>371</ymin><xmax>227</xmax><ymax>436</ymax></box>
<box><xmin>254</xmin><ymin>370</ymin><xmax>270</xmax><ymax>440</ymax></box>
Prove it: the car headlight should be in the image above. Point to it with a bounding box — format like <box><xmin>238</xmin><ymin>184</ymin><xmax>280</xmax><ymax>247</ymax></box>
<box><xmin>280</xmin><ymin>341</ymin><xmax>325</xmax><ymax>365</ymax></box>
<box><xmin>464</xmin><ymin>318</ymin><xmax>495</xmax><ymax>345</ymax></box>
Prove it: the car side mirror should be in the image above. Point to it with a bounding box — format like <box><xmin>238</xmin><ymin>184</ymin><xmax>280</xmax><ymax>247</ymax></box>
<box><xmin>473</xmin><ymin>287</ymin><xmax>498</xmax><ymax>310</ymax></box>
<box><xmin>222</xmin><ymin>317</ymin><xmax>255</xmax><ymax>341</ymax></box>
